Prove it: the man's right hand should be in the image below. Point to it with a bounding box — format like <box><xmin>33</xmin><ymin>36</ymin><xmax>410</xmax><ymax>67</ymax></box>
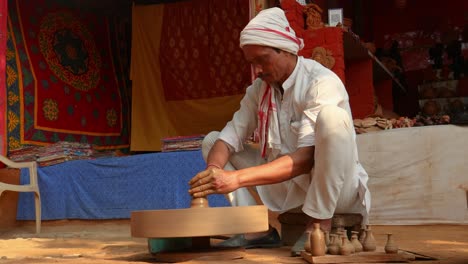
<box><xmin>188</xmin><ymin>167</ymin><xmax>240</xmax><ymax>197</ymax></box>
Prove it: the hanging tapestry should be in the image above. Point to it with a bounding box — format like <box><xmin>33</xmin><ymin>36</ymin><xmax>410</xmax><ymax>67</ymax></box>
<box><xmin>0</xmin><ymin>0</ymin><xmax>7</xmax><ymax>155</ymax></box>
<box><xmin>131</xmin><ymin>0</ymin><xmax>251</xmax><ymax>151</ymax></box>
<box><xmin>159</xmin><ymin>0</ymin><xmax>250</xmax><ymax>100</ymax></box>
<box><xmin>6</xmin><ymin>0</ymin><xmax>130</xmax><ymax>151</ymax></box>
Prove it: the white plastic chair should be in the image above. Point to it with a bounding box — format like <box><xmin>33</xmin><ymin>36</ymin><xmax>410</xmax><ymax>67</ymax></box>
<box><xmin>0</xmin><ymin>155</ymin><xmax>41</xmax><ymax>233</ymax></box>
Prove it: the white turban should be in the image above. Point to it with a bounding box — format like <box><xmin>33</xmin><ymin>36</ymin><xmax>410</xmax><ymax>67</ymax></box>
<box><xmin>240</xmin><ymin>7</ymin><xmax>304</xmax><ymax>55</ymax></box>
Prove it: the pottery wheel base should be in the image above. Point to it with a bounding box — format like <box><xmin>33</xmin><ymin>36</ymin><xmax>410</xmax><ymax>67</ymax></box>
<box><xmin>132</xmin><ymin>205</ymin><xmax>268</xmax><ymax>262</ymax></box>
<box><xmin>149</xmin><ymin>240</ymin><xmax>245</xmax><ymax>263</ymax></box>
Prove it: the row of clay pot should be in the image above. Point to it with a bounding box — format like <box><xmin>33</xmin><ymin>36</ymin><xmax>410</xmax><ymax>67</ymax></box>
<box><xmin>359</xmin><ymin>225</ymin><xmax>399</xmax><ymax>254</ymax></box>
<box><xmin>327</xmin><ymin>231</ymin><xmax>360</xmax><ymax>255</ymax></box>
<box><xmin>304</xmin><ymin>224</ymin><xmax>398</xmax><ymax>256</ymax></box>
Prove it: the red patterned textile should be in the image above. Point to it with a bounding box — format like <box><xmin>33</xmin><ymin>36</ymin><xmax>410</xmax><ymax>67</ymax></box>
<box><xmin>14</xmin><ymin>0</ymin><xmax>122</xmax><ymax>136</ymax></box>
<box><xmin>280</xmin><ymin>0</ymin><xmax>305</xmax><ymax>38</ymax></box>
<box><xmin>299</xmin><ymin>27</ymin><xmax>345</xmax><ymax>83</ymax></box>
<box><xmin>159</xmin><ymin>0</ymin><xmax>251</xmax><ymax>101</ymax></box>
<box><xmin>280</xmin><ymin>1</ymin><xmax>374</xmax><ymax>118</ymax></box>
<box><xmin>0</xmin><ymin>0</ymin><xmax>7</xmax><ymax>155</ymax></box>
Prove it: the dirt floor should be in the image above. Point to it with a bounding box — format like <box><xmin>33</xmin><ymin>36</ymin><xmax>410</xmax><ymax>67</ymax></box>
<box><xmin>0</xmin><ymin>220</ymin><xmax>467</xmax><ymax>264</ymax></box>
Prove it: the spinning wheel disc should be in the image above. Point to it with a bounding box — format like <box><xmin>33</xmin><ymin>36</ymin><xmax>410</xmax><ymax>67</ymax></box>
<box><xmin>131</xmin><ymin>205</ymin><xmax>268</xmax><ymax>238</ymax></box>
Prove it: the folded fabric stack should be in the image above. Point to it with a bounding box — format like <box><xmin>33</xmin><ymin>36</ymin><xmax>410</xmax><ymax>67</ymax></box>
<box><xmin>34</xmin><ymin>142</ymin><xmax>93</xmax><ymax>166</ymax></box>
<box><xmin>161</xmin><ymin>134</ymin><xmax>205</xmax><ymax>152</ymax></box>
<box><xmin>8</xmin><ymin>141</ymin><xmax>119</xmax><ymax>167</ymax></box>
<box><xmin>8</xmin><ymin>146</ymin><xmax>42</xmax><ymax>162</ymax></box>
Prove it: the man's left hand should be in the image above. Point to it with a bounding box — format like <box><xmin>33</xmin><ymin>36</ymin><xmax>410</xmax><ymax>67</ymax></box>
<box><xmin>188</xmin><ymin>168</ymin><xmax>240</xmax><ymax>197</ymax></box>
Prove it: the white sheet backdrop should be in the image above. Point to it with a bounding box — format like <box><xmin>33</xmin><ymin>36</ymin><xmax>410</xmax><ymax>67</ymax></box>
<box><xmin>357</xmin><ymin>125</ymin><xmax>468</xmax><ymax>225</ymax></box>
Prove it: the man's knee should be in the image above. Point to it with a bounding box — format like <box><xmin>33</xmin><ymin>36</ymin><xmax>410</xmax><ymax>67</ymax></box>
<box><xmin>317</xmin><ymin>105</ymin><xmax>349</xmax><ymax>125</ymax></box>
<box><xmin>316</xmin><ymin>105</ymin><xmax>352</xmax><ymax>136</ymax></box>
<box><xmin>202</xmin><ymin>131</ymin><xmax>220</xmax><ymax>160</ymax></box>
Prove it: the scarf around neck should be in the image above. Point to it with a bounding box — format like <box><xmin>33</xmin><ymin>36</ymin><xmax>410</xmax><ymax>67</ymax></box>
<box><xmin>258</xmin><ymin>83</ymin><xmax>281</xmax><ymax>159</ymax></box>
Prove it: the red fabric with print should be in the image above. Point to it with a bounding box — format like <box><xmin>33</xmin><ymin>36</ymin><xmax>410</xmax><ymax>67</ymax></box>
<box><xmin>280</xmin><ymin>0</ymin><xmax>305</xmax><ymax>38</ymax></box>
<box><xmin>159</xmin><ymin>0</ymin><xmax>251</xmax><ymax>101</ymax></box>
<box><xmin>281</xmin><ymin>2</ymin><xmax>374</xmax><ymax>118</ymax></box>
<box><xmin>299</xmin><ymin>27</ymin><xmax>345</xmax><ymax>83</ymax></box>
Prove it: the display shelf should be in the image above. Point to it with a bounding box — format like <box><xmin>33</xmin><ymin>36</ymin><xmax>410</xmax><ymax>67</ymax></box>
<box><xmin>343</xmin><ymin>31</ymin><xmax>406</xmax><ymax>92</ymax></box>
<box><xmin>418</xmin><ymin>79</ymin><xmax>467</xmax><ymax>121</ymax></box>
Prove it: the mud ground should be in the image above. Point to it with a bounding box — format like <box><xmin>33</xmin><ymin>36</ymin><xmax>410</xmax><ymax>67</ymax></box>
<box><xmin>0</xmin><ymin>220</ymin><xmax>467</xmax><ymax>264</ymax></box>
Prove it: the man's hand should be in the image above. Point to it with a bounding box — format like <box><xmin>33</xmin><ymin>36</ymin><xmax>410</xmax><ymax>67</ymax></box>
<box><xmin>188</xmin><ymin>168</ymin><xmax>240</xmax><ymax>197</ymax></box>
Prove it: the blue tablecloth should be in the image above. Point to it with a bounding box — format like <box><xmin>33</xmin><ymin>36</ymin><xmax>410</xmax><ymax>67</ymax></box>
<box><xmin>17</xmin><ymin>151</ymin><xmax>230</xmax><ymax>220</ymax></box>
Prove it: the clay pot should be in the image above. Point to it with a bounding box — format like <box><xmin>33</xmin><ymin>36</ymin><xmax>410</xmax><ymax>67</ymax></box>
<box><xmin>422</xmin><ymin>100</ymin><xmax>441</xmax><ymax>116</ymax></box>
<box><xmin>438</xmin><ymin>87</ymin><xmax>456</xmax><ymax>98</ymax></box>
<box><xmin>304</xmin><ymin>231</ymin><xmax>312</xmax><ymax>253</ymax></box>
<box><xmin>363</xmin><ymin>227</ymin><xmax>377</xmax><ymax>252</ymax></box>
<box><xmin>449</xmin><ymin>99</ymin><xmax>465</xmax><ymax>114</ymax></box>
<box><xmin>339</xmin><ymin>236</ymin><xmax>353</xmax><ymax>255</ymax></box>
<box><xmin>343</xmin><ymin>230</ymin><xmax>355</xmax><ymax>254</ymax></box>
<box><xmin>351</xmin><ymin>231</ymin><xmax>363</xmax><ymax>253</ymax></box>
<box><xmin>191</xmin><ymin>197</ymin><xmax>209</xmax><ymax>208</ymax></box>
<box><xmin>327</xmin><ymin>234</ymin><xmax>340</xmax><ymax>255</ymax></box>
<box><xmin>310</xmin><ymin>223</ymin><xmax>326</xmax><ymax>256</ymax></box>
<box><xmin>384</xmin><ymin>233</ymin><xmax>398</xmax><ymax>254</ymax></box>
<box><xmin>421</xmin><ymin>87</ymin><xmax>437</xmax><ymax>99</ymax></box>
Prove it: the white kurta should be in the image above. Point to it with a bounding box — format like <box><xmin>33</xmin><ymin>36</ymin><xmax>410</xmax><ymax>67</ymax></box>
<box><xmin>204</xmin><ymin>56</ymin><xmax>371</xmax><ymax>225</ymax></box>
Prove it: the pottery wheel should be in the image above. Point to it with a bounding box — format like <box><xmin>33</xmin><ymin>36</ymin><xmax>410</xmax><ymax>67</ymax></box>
<box><xmin>130</xmin><ymin>197</ymin><xmax>269</xmax><ymax>262</ymax></box>
<box><xmin>131</xmin><ymin>204</ymin><xmax>268</xmax><ymax>238</ymax></box>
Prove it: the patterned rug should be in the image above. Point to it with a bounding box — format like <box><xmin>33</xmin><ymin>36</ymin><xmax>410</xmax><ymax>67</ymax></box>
<box><xmin>6</xmin><ymin>0</ymin><xmax>130</xmax><ymax>151</ymax></box>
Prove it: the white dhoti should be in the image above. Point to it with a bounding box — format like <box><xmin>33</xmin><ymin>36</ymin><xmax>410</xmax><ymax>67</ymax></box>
<box><xmin>202</xmin><ymin>105</ymin><xmax>370</xmax><ymax>225</ymax></box>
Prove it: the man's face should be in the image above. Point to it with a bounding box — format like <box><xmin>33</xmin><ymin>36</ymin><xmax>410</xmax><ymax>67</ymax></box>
<box><xmin>242</xmin><ymin>45</ymin><xmax>287</xmax><ymax>85</ymax></box>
